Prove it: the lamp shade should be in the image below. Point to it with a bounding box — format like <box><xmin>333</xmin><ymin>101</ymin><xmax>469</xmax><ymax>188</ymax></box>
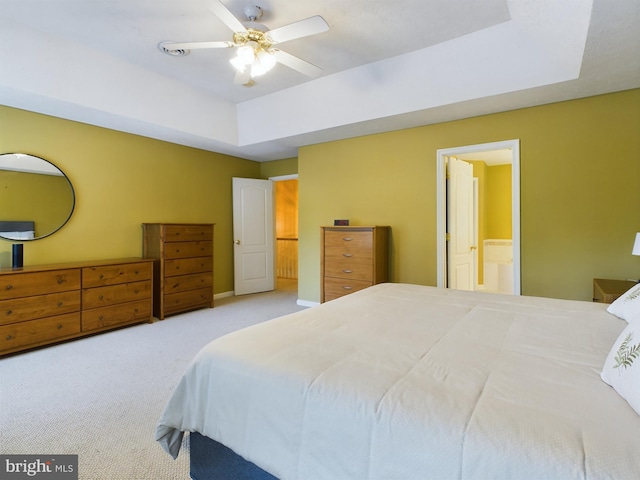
<box><xmin>633</xmin><ymin>232</ymin><xmax>640</xmax><ymax>256</ymax></box>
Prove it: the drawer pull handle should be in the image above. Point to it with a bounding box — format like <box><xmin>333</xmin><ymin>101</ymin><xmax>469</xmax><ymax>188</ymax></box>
<box><xmin>57</xmin><ymin>324</ymin><xmax>63</xmax><ymax>330</ymax></box>
<box><xmin>99</xmin><ymin>274</ymin><xmax>104</xmax><ymax>279</ymax></box>
<box><xmin>57</xmin><ymin>278</ymin><xmax>65</xmax><ymax>285</ymax></box>
<box><xmin>6</xmin><ymin>334</ymin><xmax>13</xmax><ymax>340</ymax></box>
<box><xmin>57</xmin><ymin>302</ymin><xmax>63</xmax><ymax>307</ymax></box>
<box><xmin>99</xmin><ymin>315</ymin><xmax>104</xmax><ymax>321</ymax></box>
<box><xmin>343</xmin><ymin>269</ymin><xmax>353</xmax><ymax>273</ymax></box>
<box><xmin>134</xmin><ymin>289</ymin><xmax>139</xmax><ymax>294</ymax></box>
<box><xmin>6</xmin><ymin>309</ymin><xmax>12</xmax><ymax>316</ymax></box>
<box><xmin>6</xmin><ymin>285</ymin><xmax>13</xmax><ymax>290</ymax></box>
<box><xmin>343</xmin><ymin>253</ymin><xmax>353</xmax><ymax>257</ymax></box>
<box><xmin>343</xmin><ymin>237</ymin><xmax>353</xmax><ymax>241</ymax></box>
<box><xmin>342</xmin><ymin>286</ymin><xmax>353</xmax><ymax>290</ymax></box>
<box><xmin>135</xmin><ymin>270</ymin><xmax>140</xmax><ymax>275</ymax></box>
<box><xmin>99</xmin><ymin>295</ymin><xmax>104</xmax><ymax>300</ymax></box>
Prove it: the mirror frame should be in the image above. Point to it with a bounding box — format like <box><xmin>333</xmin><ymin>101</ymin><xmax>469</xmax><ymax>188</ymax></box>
<box><xmin>0</xmin><ymin>153</ymin><xmax>76</xmax><ymax>241</ymax></box>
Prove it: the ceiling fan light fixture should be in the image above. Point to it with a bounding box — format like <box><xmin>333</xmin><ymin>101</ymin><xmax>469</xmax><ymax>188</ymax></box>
<box><xmin>250</xmin><ymin>48</ymin><xmax>276</xmax><ymax>77</ymax></box>
<box><xmin>257</xmin><ymin>48</ymin><xmax>276</xmax><ymax>68</ymax></box>
<box><xmin>230</xmin><ymin>55</ymin><xmax>246</xmax><ymax>73</ymax></box>
<box><xmin>237</xmin><ymin>42</ymin><xmax>258</xmax><ymax>64</ymax></box>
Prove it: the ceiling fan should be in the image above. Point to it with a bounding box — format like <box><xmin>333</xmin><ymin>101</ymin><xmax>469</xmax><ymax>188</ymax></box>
<box><xmin>159</xmin><ymin>1</ymin><xmax>329</xmax><ymax>86</ymax></box>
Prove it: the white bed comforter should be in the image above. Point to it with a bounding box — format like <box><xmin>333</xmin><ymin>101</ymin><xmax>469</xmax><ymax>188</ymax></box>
<box><xmin>156</xmin><ymin>283</ymin><xmax>640</xmax><ymax>479</ymax></box>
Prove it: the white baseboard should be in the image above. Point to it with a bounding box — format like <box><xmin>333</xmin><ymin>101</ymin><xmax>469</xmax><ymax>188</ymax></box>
<box><xmin>297</xmin><ymin>299</ymin><xmax>319</xmax><ymax>308</ymax></box>
<box><xmin>214</xmin><ymin>291</ymin><xmax>235</xmax><ymax>301</ymax></box>
<box><xmin>215</xmin><ymin>290</ymin><xmax>318</xmax><ymax>308</ymax></box>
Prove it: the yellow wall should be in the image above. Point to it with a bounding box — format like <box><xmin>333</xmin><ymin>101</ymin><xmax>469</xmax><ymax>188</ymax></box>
<box><xmin>299</xmin><ymin>89</ymin><xmax>640</xmax><ymax>302</ymax></box>
<box><xmin>0</xmin><ymin>106</ymin><xmax>260</xmax><ymax>293</ymax></box>
<box><xmin>485</xmin><ymin>164</ymin><xmax>512</xmax><ymax>239</ymax></box>
<box><xmin>2</xmin><ymin>90</ymin><xmax>638</xmax><ymax>302</ymax></box>
<box><xmin>260</xmin><ymin>157</ymin><xmax>298</xmax><ymax>179</ymax></box>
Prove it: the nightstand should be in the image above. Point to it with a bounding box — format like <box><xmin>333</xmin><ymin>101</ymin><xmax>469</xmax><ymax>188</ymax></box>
<box><xmin>593</xmin><ymin>278</ymin><xmax>637</xmax><ymax>304</ymax></box>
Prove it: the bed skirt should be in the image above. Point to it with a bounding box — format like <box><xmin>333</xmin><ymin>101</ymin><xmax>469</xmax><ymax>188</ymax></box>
<box><xmin>190</xmin><ymin>432</ymin><xmax>277</xmax><ymax>480</ymax></box>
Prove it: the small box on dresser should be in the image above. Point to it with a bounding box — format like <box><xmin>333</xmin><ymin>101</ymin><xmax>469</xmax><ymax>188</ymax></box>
<box><xmin>142</xmin><ymin>223</ymin><xmax>214</xmax><ymax>320</ymax></box>
<box><xmin>321</xmin><ymin>226</ymin><xmax>389</xmax><ymax>303</ymax></box>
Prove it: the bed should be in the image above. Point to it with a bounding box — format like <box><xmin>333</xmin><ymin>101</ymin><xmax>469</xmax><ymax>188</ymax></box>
<box><xmin>156</xmin><ymin>283</ymin><xmax>640</xmax><ymax>479</ymax></box>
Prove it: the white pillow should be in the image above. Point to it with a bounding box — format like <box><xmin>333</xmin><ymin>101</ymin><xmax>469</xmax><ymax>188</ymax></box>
<box><xmin>607</xmin><ymin>282</ymin><xmax>640</xmax><ymax>323</ymax></box>
<box><xmin>601</xmin><ymin>321</ymin><xmax>640</xmax><ymax>416</ymax></box>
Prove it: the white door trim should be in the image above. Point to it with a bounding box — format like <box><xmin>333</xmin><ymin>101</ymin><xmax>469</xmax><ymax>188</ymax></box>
<box><xmin>436</xmin><ymin>139</ymin><xmax>521</xmax><ymax>295</ymax></box>
<box><xmin>269</xmin><ymin>174</ymin><xmax>299</xmax><ymax>181</ymax></box>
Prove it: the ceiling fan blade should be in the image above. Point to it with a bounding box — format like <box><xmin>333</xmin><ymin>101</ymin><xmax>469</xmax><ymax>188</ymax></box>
<box><xmin>272</xmin><ymin>49</ymin><xmax>323</xmax><ymax>78</ymax></box>
<box><xmin>266</xmin><ymin>16</ymin><xmax>329</xmax><ymax>44</ymax></box>
<box><xmin>160</xmin><ymin>40</ymin><xmax>233</xmax><ymax>51</ymax></box>
<box><xmin>209</xmin><ymin>0</ymin><xmax>247</xmax><ymax>33</ymax></box>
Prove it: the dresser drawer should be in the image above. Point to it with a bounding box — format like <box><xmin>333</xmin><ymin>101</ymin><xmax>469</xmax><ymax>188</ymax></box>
<box><xmin>164</xmin><ymin>287</ymin><xmax>213</xmax><ymax>315</ymax></box>
<box><xmin>1</xmin><ymin>313</ymin><xmax>81</xmax><ymax>353</ymax></box>
<box><xmin>0</xmin><ymin>291</ymin><xmax>81</xmax><ymax>326</ymax></box>
<box><xmin>164</xmin><ymin>241</ymin><xmax>213</xmax><ymax>259</ymax></box>
<box><xmin>164</xmin><ymin>272</ymin><xmax>213</xmax><ymax>295</ymax></box>
<box><xmin>324</xmin><ymin>256</ymin><xmax>374</xmax><ymax>281</ymax></box>
<box><xmin>82</xmin><ymin>299</ymin><xmax>152</xmax><ymax>332</ymax></box>
<box><xmin>324</xmin><ymin>230</ymin><xmax>373</xmax><ymax>255</ymax></box>
<box><xmin>82</xmin><ymin>280</ymin><xmax>152</xmax><ymax>309</ymax></box>
<box><xmin>164</xmin><ymin>225</ymin><xmax>213</xmax><ymax>242</ymax></box>
<box><xmin>82</xmin><ymin>262</ymin><xmax>152</xmax><ymax>288</ymax></box>
<box><xmin>0</xmin><ymin>269</ymin><xmax>80</xmax><ymax>300</ymax></box>
<box><xmin>164</xmin><ymin>257</ymin><xmax>213</xmax><ymax>277</ymax></box>
<box><xmin>323</xmin><ymin>277</ymin><xmax>372</xmax><ymax>301</ymax></box>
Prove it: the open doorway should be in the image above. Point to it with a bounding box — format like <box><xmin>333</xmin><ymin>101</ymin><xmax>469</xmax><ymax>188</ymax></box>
<box><xmin>436</xmin><ymin>140</ymin><xmax>521</xmax><ymax>295</ymax></box>
<box><xmin>272</xmin><ymin>175</ymin><xmax>298</xmax><ymax>292</ymax></box>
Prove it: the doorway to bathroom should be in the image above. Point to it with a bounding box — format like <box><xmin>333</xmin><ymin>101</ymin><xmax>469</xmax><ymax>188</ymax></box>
<box><xmin>436</xmin><ymin>140</ymin><xmax>521</xmax><ymax>295</ymax></box>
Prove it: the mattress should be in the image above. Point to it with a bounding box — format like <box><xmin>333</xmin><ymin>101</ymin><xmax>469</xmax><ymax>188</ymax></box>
<box><xmin>156</xmin><ymin>283</ymin><xmax>640</xmax><ymax>479</ymax></box>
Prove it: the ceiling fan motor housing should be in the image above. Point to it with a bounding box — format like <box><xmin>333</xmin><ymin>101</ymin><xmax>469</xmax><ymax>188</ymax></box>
<box><xmin>243</xmin><ymin>5</ymin><xmax>263</xmax><ymax>21</ymax></box>
<box><xmin>233</xmin><ymin>26</ymin><xmax>272</xmax><ymax>50</ymax></box>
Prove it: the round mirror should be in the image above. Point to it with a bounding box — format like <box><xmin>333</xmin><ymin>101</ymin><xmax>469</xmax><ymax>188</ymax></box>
<box><xmin>0</xmin><ymin>153</ymin><xmax>75</xmax><ymax>241</ymax></box>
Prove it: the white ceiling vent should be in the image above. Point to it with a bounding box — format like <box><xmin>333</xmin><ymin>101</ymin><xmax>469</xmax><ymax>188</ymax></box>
<box><xmin>158</xmin><ymin>41</ymin><xmax>190</xmax><ymax>56</ymax></box>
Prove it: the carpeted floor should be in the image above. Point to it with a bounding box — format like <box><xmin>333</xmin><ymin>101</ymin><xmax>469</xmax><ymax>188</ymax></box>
<box><xmin>0</xmin><ymin>279</ymin><xmax>305</xmax><ymax>480</ymax></box>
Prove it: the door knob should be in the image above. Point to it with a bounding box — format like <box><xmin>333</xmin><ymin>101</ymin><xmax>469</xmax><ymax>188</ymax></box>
<box><xmin>234</xmin><ymin>240</ymin><xmax>240</xmax><ymax>245</ymax></box>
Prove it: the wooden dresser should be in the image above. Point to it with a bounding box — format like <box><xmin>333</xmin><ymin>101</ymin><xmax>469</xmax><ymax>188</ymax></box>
<box><xmin>0</xmin><ymin>258</ymin><xmax>153</xmax><ymax>356</ymax></box>
<box><xmin>142</xmin><ymin>223</ymin><xmax>214</xmax><ymax>319</ymax></box>
<box><xmin>321</xmin><ymin>226</ymin><xmax>389</xmax><ymax>302</ymax></box>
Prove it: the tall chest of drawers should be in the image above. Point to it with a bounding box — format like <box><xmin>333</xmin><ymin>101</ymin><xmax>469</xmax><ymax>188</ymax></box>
<box><xmin>0</xmin><ymin>258</ymin><xmax>153</xmax><ymax>356</ymax></box>
<box><xmin>321</xmin><ymin>226</ymin><xmax>389</xmax><ymax>302</ymax></box>
<box><xmin>142</xmin><ymin>223</ymin><xmax>214</xmax><ymax>319</ymax></box>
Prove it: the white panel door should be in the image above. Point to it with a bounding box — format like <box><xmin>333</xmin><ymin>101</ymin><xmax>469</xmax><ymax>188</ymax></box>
<box><xmin>232</xmin><ymin>177</ymin><xmax>275</xmax><ymax>295</ymax></box>
<box><xmin>447</xmin><ymin>157</ymin><xmax>474</xmax><ymax>291</ymax></box>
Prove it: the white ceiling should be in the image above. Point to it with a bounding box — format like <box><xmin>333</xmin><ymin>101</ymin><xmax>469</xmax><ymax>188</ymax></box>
<box><xmin>1</xmin><ymin>0</ymin><xmax>639</xmax><ymax>162</ymax></box>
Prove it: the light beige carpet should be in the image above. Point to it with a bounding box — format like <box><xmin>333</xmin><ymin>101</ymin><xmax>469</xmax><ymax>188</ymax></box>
<box><xmin>0</xmin><ymin>280</ymin><xmax>305</xmax><ymax>480</ymax></box>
